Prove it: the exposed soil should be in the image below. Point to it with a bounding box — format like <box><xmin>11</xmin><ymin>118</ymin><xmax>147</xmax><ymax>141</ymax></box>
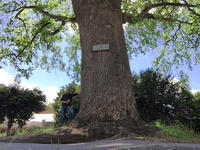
<box><xmin>0</xmin><ymin>123</ymin><xmax>199</xmax><ymax>145</ymax></box>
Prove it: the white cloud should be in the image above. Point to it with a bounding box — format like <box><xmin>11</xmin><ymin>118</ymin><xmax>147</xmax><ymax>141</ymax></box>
<box><xmin>170</xmin><ymin>77</ymin><xmax>180</xmax><ymax>84</ymax></box>
<box><xmin>20</xmin><ymin>82</ymin><xmax>60</xmax><ymax>103</ymax></box>
<box><xmin>41</xmin><ymin>87</ymin><xmax>60</xmax><ymax>104</ymax></box>
<box><xmin>0</xmin><ymin>69</ymin><xmax>60</xmax><ymax>104</ymax></box>
<box><xmin>20</xmin><ymin>82</ymin><xmax>39</xmax><ymax>90</ymax></box>
<box><xmin>169</xmin><ymin>77</ymin><xmax>200</xmax><ymax>95</ymax></box>
<box><xmin>191</xmin><ymin>89</ymin><xmax>200</xmax><ymax>95</ymax></box>
<box><xmin>0</xmin><ymin>69</ymin><xmax>15</xmax><ymax>86</ymax></box>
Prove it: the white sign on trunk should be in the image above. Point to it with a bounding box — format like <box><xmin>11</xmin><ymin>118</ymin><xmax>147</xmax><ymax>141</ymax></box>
<box><xmin>93</xmin><ymin>44</ymin><xmax>110</xmax><ymax>51</ymax></box>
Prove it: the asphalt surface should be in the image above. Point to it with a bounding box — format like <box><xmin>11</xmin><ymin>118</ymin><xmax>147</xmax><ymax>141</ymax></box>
<box><xmin>1</xmin><ymin>139</ymin><xmax>200</xmax><ymax>150</ymax></box>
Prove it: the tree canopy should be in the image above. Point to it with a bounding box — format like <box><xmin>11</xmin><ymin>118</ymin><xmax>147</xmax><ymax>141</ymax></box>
<box><xmin>0</xmin><ymin>0</ymin><xmax>199</xmax><ymax>79</ymax></box>
<box><xmin>133</xmin><ymin>68</ymin><xmax>193</xmax><ymax>123</ymax></box>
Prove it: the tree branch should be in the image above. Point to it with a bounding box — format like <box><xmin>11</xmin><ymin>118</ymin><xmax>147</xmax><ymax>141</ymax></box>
<box><xmin>15</xmin><ymin>8</ymin><xmax>28</xmax><ymax>35</ymax></box>
<box><xmin>182</xmin><ymin>0</ymin><xmax>200</xmax><ymax>17</ymax></box>
<box><xmin>14</xmin><ymin>5</ymin><xmax>76</xmax><ymax>22</ymax></box>
<box><xmin>50</xmin><ymin>20</ymin><xmax>66</xmax><ymax>35</ymax></box>
<box><xmin>16</xmin><ymin>22</ymin><xmax>51</xmax><ymax>58</ymax></box>
<box><xmin>123</xmin><ymin>1</ymin><xmax>199</xmax><ymax>24</ymax></box>
<box><xmin>122</xmin><ymin>13</ymin><xmax>133</xmax><ymax>24</ymax></box>
<box><xmin>142</xmin><ymin>13</ymin><xmax>192</xmax><ymax>25</ymax></box>
<box><xmin>12</xmin><ymin>5</ymin><xmax>76</xmax><ymax>57</ymax></box>
<box><xmin>165</xmin><ymin>23</ymin><xmax>182</xmax><ymax>45</ymax></box>
<box><xmin>123</xmin><ymin>12</ymin><xmax>192</xmax><ymax>25</ymax></box>
<box><xmin>140</xmin><ymin>2</ymin><xmax>199</xmax><ymax>14</ymax></box>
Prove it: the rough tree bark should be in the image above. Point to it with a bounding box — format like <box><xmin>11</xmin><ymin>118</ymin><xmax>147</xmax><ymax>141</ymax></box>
<box><xmin>71</xmin><ymin>0</ymin><xmax>144</xmax><ymax>136</ymax></box>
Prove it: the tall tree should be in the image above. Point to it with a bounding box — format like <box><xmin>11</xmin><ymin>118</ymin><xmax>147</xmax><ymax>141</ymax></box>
<box><xmin>0</xmin><ymin>0</ymin><xmax>200</xmax><ymax>136</ymax></box>
<box><xmin>0</xmin><ymin>83</ymin><xmax>46</xmax><ymax>136</ymax></box>
<box><xmin>0</xmin><ymin>84</ymin><xmax>9</xmax><ymax>123</ymax></box>
<box><xmin>194</xmin><ymin>91</ymin><xmax>200</xmax><ymax>101</ymax></box>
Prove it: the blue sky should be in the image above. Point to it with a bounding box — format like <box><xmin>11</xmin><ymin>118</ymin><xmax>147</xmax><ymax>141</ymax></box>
<box><xmin>130</xmin><ymin>52</ymin><xmax>200</xmax><ymax>90</ymax></box>
<box><xmin>1</xmin><ymin>51</ymin><xmax>199</xmax><ymax>104</ymax></box>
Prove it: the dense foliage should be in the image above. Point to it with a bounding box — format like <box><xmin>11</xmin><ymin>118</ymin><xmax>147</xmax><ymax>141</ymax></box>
<box><xmin>52</xmin><ymin>82</ymin><xmax>80</xmax><ymax>126</ymax></box>
<box><xmin>179</xmin><ymin>91</ymin><xmax>200</xmax><ymax>132</ymax></box>
<box><xmin>133</xmin><ymin>68</ymin><xmax>200</xmax><ymax>132</ymax></box>
<box><xmin>133</xmin><ymin>68</ymin><xmax>183</xmax><ymax>123</ymax></box>
<box><xmin>0</xmin><ymin>83</ymin><xmax>46</xmax><ymax>135</ymax></box>
<box><xmin>0</xmin><ymin>0</ymin><xmax>199</xmax><ymax>80</ymax></box>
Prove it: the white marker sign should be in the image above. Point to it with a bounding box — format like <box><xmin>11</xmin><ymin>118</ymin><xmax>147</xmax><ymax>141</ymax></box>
<box><xmin>93</xmin><ymin>44</ymin><xmax>110</xmax><ymax>51</ymax></box>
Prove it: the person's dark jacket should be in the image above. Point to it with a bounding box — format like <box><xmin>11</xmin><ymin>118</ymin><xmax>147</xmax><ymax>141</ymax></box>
<box><xmin>61</xmin><ymin>93</ymin><xmax>78</xmax><ymax>106</ymax></box>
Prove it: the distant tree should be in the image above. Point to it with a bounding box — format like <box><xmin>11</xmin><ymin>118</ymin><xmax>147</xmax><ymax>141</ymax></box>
<box><xmin>180</xmin><ymin>87</ymin><xmax>194</xmax><ymax>102</ymax></box>
<box><xmin>52</xmin><ymin>82</ymin><xmax>80</xmax><ymax>127</ymax></box>
<box><xmin>194</xmin><ymin>91</ymin><xmax>200</xmax><ymax>101</ymax></box>
<box><xmin>187</xmin><ymin>99</ymin><xmax>200</xmax><ymax>132</ymax></box>
<box><xmin>133</xmin><ymin>68</ymin><xmax>191</xmax><ymax>124</ymax></box>
<box><xmin>179</xmin><ymin>90</ymin><xmax>200</xmax><ymax>132</ymax></box>
<box><xmin>133</xmin><ymin>69</ymin><xmax>200</xmax><ymax>132</ymax></box>
<box><xmin>0</xmin><ymin>83</ymin><xmax>46</xmax><ymax>136</ymax></box>
<box><xmin>175</xmin><ymin>88</ymin><xmax>194</xmax><ymax>121</ymax></box>
<box><xmin>0</xmin><ymin>84</ymin><xmax>9</xmax><ymax>123</ymax></box>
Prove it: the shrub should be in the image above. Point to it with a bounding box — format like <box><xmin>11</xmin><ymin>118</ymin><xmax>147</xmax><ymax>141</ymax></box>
<box><xmin>133</xmin><ymin>68</ymin><xmax>193</xmax><ymax>124</ymax></box>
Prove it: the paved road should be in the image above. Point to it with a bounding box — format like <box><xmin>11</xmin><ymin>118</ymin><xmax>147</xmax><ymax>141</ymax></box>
<box><xmin>1</xmin><ymin>139</ymin><xmax>200</xmax><ymax>150</ymax></box>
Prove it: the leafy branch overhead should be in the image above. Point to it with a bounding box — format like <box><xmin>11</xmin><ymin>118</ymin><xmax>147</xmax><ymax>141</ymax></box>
<box><xmin>0</xmin><ymin>0</ymin><xmax>200</xmax><ymax>79</ymax></box>
<box><xmin>123</xmin><ymin>1</ymin><xmax>199</xmax><ymax>24</ymax></box>
<box><xmin>123</xmin><ymin>0</ymin><xmax>200</xmax><ymax>72</ymax></box>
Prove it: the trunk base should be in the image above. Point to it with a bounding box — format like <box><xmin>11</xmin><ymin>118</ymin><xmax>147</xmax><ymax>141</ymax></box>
<box><xmin>0</xmin><ymin>120</ymin><xmax>161</xmax><ymax>144</ymax></box>
<box><xmin>70</xmin><ymin>118</ymin><xmax>161</xmax><ymax>140</ymax></box>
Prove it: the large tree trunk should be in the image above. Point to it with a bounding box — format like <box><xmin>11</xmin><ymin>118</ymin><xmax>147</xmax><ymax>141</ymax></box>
<box><xmin>71</xmin><ymin>0</ymin><xmax>142</xmax><ymax>136</ymax></box>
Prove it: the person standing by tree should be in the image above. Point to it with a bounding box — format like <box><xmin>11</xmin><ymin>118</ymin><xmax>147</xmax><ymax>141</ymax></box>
<box><xmin>61</xmin><ymin>87</ymin><xmax>79</xmax><ymax>124</ymax></box>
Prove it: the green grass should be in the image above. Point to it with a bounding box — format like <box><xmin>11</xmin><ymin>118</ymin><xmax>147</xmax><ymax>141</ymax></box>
<box><xmin>0</xmin><ymin>126</ymin><xmax>56</xmax><ymax>137</ymax></box>
<box><xmin>0</xmin><ymin>131</ymin><xmax>7</xmax><ymax>137</ymax></box>
<box><xmin>155</xmin><ymin>121</ymin><xmax>200</xmax><ymax>141</ymax></box>
<box><xmin>29</xmin><ymin>126</ymin><xmax>55</xmax><ymax>135</ymax></box>
<box><xmin>1</xmin><ymin>122</ymin><xmax>200</xmax><ymax>143</ymax></box>
<box><xmin>18</xmin><ymin>126</ymin><xmax>56</xmax><ymax>135</ymax></box>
